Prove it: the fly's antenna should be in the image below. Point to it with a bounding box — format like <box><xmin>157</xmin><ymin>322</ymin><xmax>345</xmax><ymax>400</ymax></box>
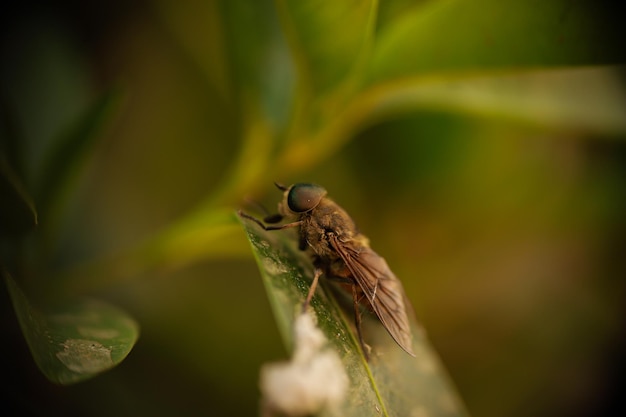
<box><xmin>274</xmin><ymin>182</ymin><xmax>288</xmax><ymax>191</ymax></box>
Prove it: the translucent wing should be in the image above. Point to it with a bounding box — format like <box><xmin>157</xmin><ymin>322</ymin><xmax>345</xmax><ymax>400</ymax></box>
<box><xmin>330</xmin><ymin>235</ymin><xmax>415</xmax><ymax>356</ymax></box>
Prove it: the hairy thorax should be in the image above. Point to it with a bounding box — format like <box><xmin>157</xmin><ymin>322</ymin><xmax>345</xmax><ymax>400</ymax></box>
<box><xmin>299</xmin><ymin>198</ymin><xmax>369</xmax><ymax>260</ymax></box>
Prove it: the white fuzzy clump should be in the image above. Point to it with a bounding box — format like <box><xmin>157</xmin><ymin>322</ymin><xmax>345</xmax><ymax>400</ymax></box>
<box><xmin>260</xmin><ymin>313</ymin><xmax>348</xmax><ymax>416</ymax></box>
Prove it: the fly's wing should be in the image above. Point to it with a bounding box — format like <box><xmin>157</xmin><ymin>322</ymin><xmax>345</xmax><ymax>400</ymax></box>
<box><xmin>330</xmin><ymin>235</ymin><xmax>416</xmax><ymax>356</ymax></box>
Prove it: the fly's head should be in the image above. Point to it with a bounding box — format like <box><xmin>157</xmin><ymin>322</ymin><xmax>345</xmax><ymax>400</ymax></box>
<box><xmin>276</xmin><ymin>183</ymin><xmax>327</xmax><ymax>217</ymax></box>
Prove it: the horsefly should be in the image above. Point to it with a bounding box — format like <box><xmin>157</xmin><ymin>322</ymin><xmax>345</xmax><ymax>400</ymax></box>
<box><xmin>239</xmin><ymin>183</ymin><xmax>415</xmax><ymax>358</ymax></box>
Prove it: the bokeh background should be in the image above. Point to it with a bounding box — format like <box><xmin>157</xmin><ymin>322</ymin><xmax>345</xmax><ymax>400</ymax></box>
<box><xmin>1</xmin><ymin>1</ymin><xmax>625</xmax><ymax>416</ymax></box>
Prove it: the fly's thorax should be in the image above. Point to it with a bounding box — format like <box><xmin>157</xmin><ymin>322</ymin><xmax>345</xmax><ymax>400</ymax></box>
<box><xmin>298</xmin><ymin>197</ymin><xmax>363</xmax><ymax>258</ymax></box>
<box><xmin>316</xmin><ymin>198</ymin><xmax>358</xmax><ymax>233</ymax></box>
<box><xmin>350</xmin><ymin>233</ymin><xmax>370</xmax><ymax>249</ymax></box>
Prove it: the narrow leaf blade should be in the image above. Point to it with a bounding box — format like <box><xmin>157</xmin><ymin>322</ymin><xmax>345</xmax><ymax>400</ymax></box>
<box><xmin>36</xmin><ymin>90</ymin><xmax>120</xmax><ymax>213</ymax></box>
<box><xmin>240</xmin><ymin>216</ymin><xmax>380</xmax><ymax>416</ymax></box>
<box><xmin>279</xmin><ymin>0</ymin><xmax>377</xmax><ymax>93</ymax></box>
<box><xmin>220</xmin><ymin>0</ymin><xmax>295</xmax><ymax>125</ymax></box>
<box><xmin>359</xmin><ymin>67</ymin><xmax>626</xmax><ymax>136</ymax></box>
<box><xmin>0</xmin><ymin>156</ymin><xmax>37</xmax><ymax>236</ymax></box>
<box><xmin>368</xmin><ymin>0</ymin><xmax>624</xmax><ymax>84</ymax></box>
<box><xmin>239</xmin><ymin>215</ymin><xmax>469</xmax><ymax>417</ymax></box>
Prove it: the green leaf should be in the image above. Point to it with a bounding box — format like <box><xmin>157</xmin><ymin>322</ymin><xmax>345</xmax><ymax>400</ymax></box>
<box><xmin>4</xmin><ymin>271</ymin><xmax>139</xmax><ymax>385</ymax></box>
<box><xmin>219</xmin><ymin>0</ymin><xmax>295</xmax><ymax>125</ymax></box>
<box><xmin>57</xmin><ymin>208</ymin><xmax>249</xmax><ymax>294</ymax></box>
<box><xmin>278</xmin><ymin>0</ymin><xmax>377</xmax><ymax>94</ymax></box>
<box><xmin>35</xmin><ymin>90</ymin><xmax>120</xmax><ymax>216</ymax></box>
<box><xmin>356</xmin><ymin>66</ymin><xmax>626</xmax><ymax>136</ymax></box>
<box><xmin>0</xmin><ymin>156</ymin><xmax>37</xmax><ymax>236</ymax></box>
<box><xmin>368</xmin><ymin>0</ymin><xmax>625</xmax><ymax>84</ymax></box>
<box><xmin>239</xmin><ymin>215</ymin><xmax>469</xmax><ymax>417</ymax></box>
<box><xmin>155</xmin><ymin>0</ymin><xmax>231</xmax><ymax>99</ymax></box>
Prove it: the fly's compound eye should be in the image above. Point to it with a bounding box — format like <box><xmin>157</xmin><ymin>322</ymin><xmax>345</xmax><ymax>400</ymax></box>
<box><xmin>287</xmin><ymin>183</ymin><xmax>327</xmax><ymax>213</ymax></box>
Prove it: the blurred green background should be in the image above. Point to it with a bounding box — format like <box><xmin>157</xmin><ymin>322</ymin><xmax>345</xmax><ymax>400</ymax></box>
<box><xmin>1</xmin><ymin>1</ymin><xmax>625</xmax><ymax>416</ymax></box>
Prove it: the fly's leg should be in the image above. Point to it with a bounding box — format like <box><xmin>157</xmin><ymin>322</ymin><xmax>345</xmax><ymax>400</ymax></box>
<box><xmin>317</xmin><ymin>268</ymin><xmax>370</xmax><ymax>359</ymax></box>
<box><xmin>302</xmin><ymin>268</ymin><xmax>323</xmax><ymax>313</ymax></box>
<box><xmin>303</xmin><ymin>271</ymin><xmax>370</xmax><ymax>360</ymax></box>
<box><xmin>243</xmin><ymin>199</ymin><xmax>284</xmax><ymax>224</ymax></box>
<box><xmin>352</xmin><ymin>284</ymin><xmax>370</xmax><ymax>360</ymax></box>
<box><xmin>238</xmin><ymin>210</ymin><xmax>301</xmax><ymax>231</ymax></box>
<box><xmin>241</xmin><ymin>182</ymin><xmax>288</xmax><ymax>224</ymax></box>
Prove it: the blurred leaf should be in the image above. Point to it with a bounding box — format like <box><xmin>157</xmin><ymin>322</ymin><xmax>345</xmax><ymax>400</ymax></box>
<box><xmin>277</xmin><ymin>65</ymin><xmax>626</xmax><ymax>179</ymax></box>
<box><xmin>273</xmin><ymin>0</ymin><xmax>377</xmax><ymax>175</ymax></box>
<box><xmin>58</xmin><ymin>208</ymin><xmax>248</xmax><ymax>294</ymax></box>
<box><xmin>0</xmin><ymin>156</ymin><xmax>37</xmax><ymax>236</ymax></box>
<box><xmin>220</xmin><ymin>0</ymin><xmax>295</xmax><ymax>126</ymax></box>
<box><xmin>36</xmin><ymin>90</ymin><xmax>120</xmax><ymax>216</ymax></box>
<box><xmin>240</xmin><ymin>215</ymin><xmax>468</xmax><ymax>417</ymax></box>
<box><xmin>358</xmin><ymin>66</ymin><xmax>626</xmax><ymax>135</ymax></box>
<box><xmin>145</xmin><ymin>208</ymin><xmax>248</xmax><ymax>269</ymax></box>
<box><xmin>278</xmin><ymin>0</ymin><xmax>376</xmax><ymax>94</ymax></box>
<box><xmin>0</xmin><ymin>14</ymin><xmax>95</xmax><ymax>178</ymax></box>
<box><xmin>155</xmin><ymin>0</ymin><xmax>231</xmax><ymax>100</ymax></box>
<box><xmin>4</xmin><ymin>270</ymin><xmax>139</xmax><ymax>385</ymax></box>
<box><xmin>273</xmin><ymin>0</ymin><xmax>626</xmax><ymax>177</ymax></box>
<box><xmin>368</xmin><ymin>0</ymin><xmax>625</xmax><ymax>84</ymax></box>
